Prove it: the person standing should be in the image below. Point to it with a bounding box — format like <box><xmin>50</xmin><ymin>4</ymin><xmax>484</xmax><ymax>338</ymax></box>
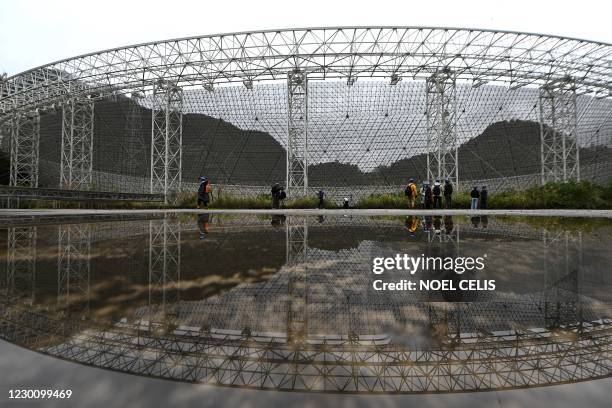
<box><xmin>470</xmin><ymin>186</ymin><xmax>480</xmax><ymax>210</ymax></box>
<box><xmin>443</xmin><ymin>178</ymin><xmax>453</xmax><ymax>209</ymax></box>
<box><xmin>432</xmin><ymin>180</ymin><xmax>442</xmax><ymax>209</ymax></box>
<box><xmin>317</xmin><ymin>190</ymin><xmax>325</xmax><ymax>209</ymax></box>
<box><xmin>480</xmin><ymin>186</ymin><xmax>488</xmax><ymax>209</ymax></box>
<box><xmin>424</xmin><ymin>182</ymin><xmax>433</xmax><ymax>209</ymax></box>
<box><xmin>271</xmin><ymin>183</ymin><xmax>281</xmax><ymax>209</ymax></box>
<box><xmin>197</xmin><ymin>177</ymin><xmax>212</xmax><ymax>208</ymax></box>
<box><xmin>405</xmin><ymin>178</ymin><xmax>418</xmax><ymax>208</ymax></box>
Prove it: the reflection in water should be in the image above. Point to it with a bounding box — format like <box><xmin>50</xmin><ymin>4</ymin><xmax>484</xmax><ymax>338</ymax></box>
<box><xmin>0</xmin><ymin>214</ymin><xmax>610</xmax><ymax>394</ymax></box>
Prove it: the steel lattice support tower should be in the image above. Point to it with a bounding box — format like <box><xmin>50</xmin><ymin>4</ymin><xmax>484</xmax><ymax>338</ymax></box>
<box><xmin>539</xmin><ymin>79</ymin><xmax>580</xmax><ymax>184</ymax></box>
<box><xmin>426</xmin><ymin>71</ymin><xmax>458</xmax><ymax>187</ymax></box>
<box><xmin>148</xmin><ymin>216</ymin><xmax>181</xmax><ymax>317</ymax></box>
<box><xmin>60</xmin><ymin>98</ymin><xmax>95</xmax><ymax>189</ymax></box>
<box><xmin>150</xmin><ymin>83</ymin><xmax>183</xmax><ymax>203</ymax></box>
<box><xmin>57</xmin><ymin>224</ymin><xmax>91</xmax><ymax>316</ymax></box>
<box><xmin>9</xmin><ymin>112</ymin><xmax>40</xmax><ymax>187</ymax></box>
<box><xmin>124</xmin><ymin>93</ymin><xmax>146</xmax><ymax>176</ymax></box>
<box><xmin>286</xmin><ymin>217</ymin><xmax>308</xmax><ymax>343</ymax></box>
<box><xmin>286</xmin><ymin>70</ymin><xmax>308</xmax><ymax>196</ymax></box>
<box><xmin>5</xmin><ymin>227</ymin><xmax>37</xmax><ymax>302</ymax></box>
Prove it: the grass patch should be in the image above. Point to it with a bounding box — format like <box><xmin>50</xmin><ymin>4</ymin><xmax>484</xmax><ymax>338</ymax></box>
<box><xmin>355</xmin><ymin>181</ymin><xmax>612</xmax><ymax>210</ymax></box>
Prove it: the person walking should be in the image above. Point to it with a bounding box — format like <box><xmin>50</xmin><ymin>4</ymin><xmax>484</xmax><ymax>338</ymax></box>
<box><xmin>432</xmin><ymin>180</ymin><xmax>442</xmax><ymax>209</ymax></box>
<box><xmin>405</xmin><ymin>178</ymin><xmax>418</xmax><ymax>208</ymax></box>
<box><xmin>197</xmin><ymin>177</ymin><xmax>212</xmax><ymax>208</ymax></box>
<box><xmin>480</xmin><ymin>185</ymin><xmax>488</xmax><ymax>209</ymax></box>
<box><xmin>317</xmin><ymin>190</ymin><xmax>325</xmax><ymax>209</ymax></box>
<box><xmin>443</xmin><ymin>178</ymin><xmax>453</xmax><ymax>209</ymax></box>
<box><xmin>470</xmin><ymin>186</ymin><xmax>480</xmax><ymax>210</ymax></box>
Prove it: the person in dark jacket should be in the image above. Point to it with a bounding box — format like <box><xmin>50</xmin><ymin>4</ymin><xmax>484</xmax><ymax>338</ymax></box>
<box><xmin>432</xmin><ymin>180</ymin><xmax>442</xmax><ymax>209</ymax></box>
<box><xmin>424</xmin><ymin>182</ymin><xmax>433</xmax><ymax>209</ymax></box>
<box><xmin>317</xmin><ymin>190</ymin><xmax>325</xmax><ymax>209</ymax></box>
<box><xmin>197</xmin><ymin>177</ymin><xmax>211</xmax><ymax>208</ymax></box>
<box><xmin>470</xmin><ymin>187</ymin><xmax>480</xmax><ymax>210</ymax></box>
<box><xmin>271</xmin><ymin>183</ymin><xmax>281</xmax><ymax>209</ymax></box>
<box><xmin>443</xmin><ymin>178</ymin><xmax>453</xmax><ymax>209</ymax></box>
<box><xmin>480</xmin><ymin>186</ymin><xmax>488</xmax><ymax>209</ymax></box>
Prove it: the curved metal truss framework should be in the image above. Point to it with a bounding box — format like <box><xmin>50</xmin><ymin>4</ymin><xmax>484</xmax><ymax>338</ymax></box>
<box><xmin>0</xmin><ymin>27</ymin><xmax>610</xmax><ymax>199</ymax></box>
<box><xmin>0</xmin><ymin>215</ymin><xmax>609</xmax><ymax>393</ymax></box>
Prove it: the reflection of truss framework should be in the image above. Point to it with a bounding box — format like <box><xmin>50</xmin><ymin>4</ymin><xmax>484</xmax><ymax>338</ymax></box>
<box><xmin>150</xmin><ymin>83</ymin><xmax>183</xmax><ymax>201</ymax></box>
<box><xmin>426</xmin><ymin>71</ymin><xmax>458</xmax><ymax>186</ymax></box>
<box><xmin>540</xmin><ymin>79</ymin><xmax>580</xmax><ymax>184</ymax></box>
<box><xmin>287</xmin><ymin>71</ymin><xmax>308</xmax><ymax>196</ymax></box>
<box><xmin>286</xmin><ymin>218</ymin><xmax>308</xmax><ymax>343</ymax></box>
<box><xmin>5</xmin><ymin>227</ymin><xmax>37</xmax><ymax>302</ymax></box>
<box><xmin>57</xmin><ymin>224</ymin><xmax>91</xmax><ymax>315</ymax></box>
<box><xmin>0</xmin><ymin>306</ymin><xmax>609</xmax><ymax>394</ymax></box>
<box><xmin>426</xmin><ymin>217</ymin><xmax>459</xmax><ymax>243</ymax></box>
<box><xmin>9</xmin><ymin>112</ymin><xmax>40</xmax><ymax>187</ymax></box>
<box><xmin>148</xmin><ymin>217</ymin><xmax>181</xmax><ymax>314</ymax></box>
<box><xmin>60</xmin><ymin>98</ymin><xmax>95</xmax><ymax>189</ymax></box>
<box><xmin>543</xmin><ymin>230</ymin><xmax>583</xmax><ymax>328</ymax></box>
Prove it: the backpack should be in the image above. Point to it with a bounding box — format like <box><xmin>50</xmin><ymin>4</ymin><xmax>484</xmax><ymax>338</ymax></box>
<box><xmin>279</xmin><ymin>190</ymin><xmax>286</xmax><ymax>200</ymax></box>
<box><xmin>404</xmin><ymin>185</ymin><xmax>412</xmax><ymax>197</ymax></box>
<box><xmin>433</xmin><ymin>185</ymin><xmax>441</xmax><ymax>196</ymax></box>
<box><xmin>205</xmin><ymin>184</ymin><xmax>212</xmax><ymax>194</ymax></box>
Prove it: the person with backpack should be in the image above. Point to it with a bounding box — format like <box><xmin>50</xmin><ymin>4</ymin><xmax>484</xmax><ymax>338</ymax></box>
<box><xmin>317</xmin><ymin>190</ymin><xmax>325</xmax><ymax>209</ymax></box>
<box><xmin>470</xmin><ymin>186</ymin><xmax>480</xmax><ymax>210</ymax></box>
<box><xmin>443</xmin><ymin>178</ymin><xmax>453</xmax><ymax>209</ymax></box>
<box><xmin>432</xmin><ymin>180</ymin><xmax>442</xmax><ymax>209</ymax></box>
<box><xmin>480</xmin><ymin>186</ymin><xmax>488</xmax><ymax>209</ymax></box>
<box><xmin>424</xmin><ymin>182</ymin><xmax>433</xmax><ymax>209</ymax></box>
<box><xmin>197</xmin><ymin>176</ymin><xmax>212</xmax><ymax>208</ymax></box>
<box><xmin>405</xmin><ymin>178</ymin><xmax>418</xmax><ymax>208</ymax></box>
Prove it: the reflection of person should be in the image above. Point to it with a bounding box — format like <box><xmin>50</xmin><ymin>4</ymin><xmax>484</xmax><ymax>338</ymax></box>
<box><xmin>481</xmin><ymin>215</ymin><xmax>488</xmax><ymax>229</ymax></box>
<box><xmin>471</xmin><ymin>216</ymin><xmax>481</xmax><ymax>228</ymax></box>
<box><xmin>444</xmin><ymin>215</ymin><xmax>454</xmax><ymax>234</ymax></box>
<box><xmin>405</xmin><ymin>216</ymin><xmax>420</xmax><ymax>237</ymax></box>
<box><xmin>271</xmin><ymin>214</ymin><xmax>286</xmax><ymax>227</ymax></box>
<box><xmin>433</xmin><ymin>215</ymin><xmax>442</xmax><ymax>234</ymax></box>
<box><xmin>197</xmin><ymin>213</ymin><xmax>212</xmax><ymax>239</ymax></box>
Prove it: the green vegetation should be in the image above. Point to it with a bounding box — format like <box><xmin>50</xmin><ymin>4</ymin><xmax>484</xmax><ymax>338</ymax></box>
<box><xmin>6</xmin><ymin>181</ymin><xmax>611</xmax><ymax>210</ymax></box>
<box><xmin>355</xmin><ymin>181</ymin><xmax>612</xmax><ymax>210</ymax></box>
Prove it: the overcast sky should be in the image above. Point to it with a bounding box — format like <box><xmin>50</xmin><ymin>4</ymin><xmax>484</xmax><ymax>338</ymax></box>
<box><xmin>0</xmin><ymin>0</ymin><xmax>610</xmax><ymax>76</ymax></box>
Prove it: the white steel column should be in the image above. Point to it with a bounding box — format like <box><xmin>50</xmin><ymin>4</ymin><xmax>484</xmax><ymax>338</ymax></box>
<box><xmin>286</xmin><ymin>70</ymin><xmax>308</xmax><ymax>197</ymax></box>
<box><xmin>539</xmin><ymin>78</ymin><xmax>580</xmax><ymax>184</ymax></box>
<box><xmin>150</xmin><ymin>82</ymin><xmax>183</xmax><ymax>203</ymax></box>
<box><xmin>426</xmin><ymin>70</ymin><xmax>458</xmax><ymax>187</ymax></box>
<box><xmin>9</xmin><ymin>111</ymin><xmax>40</xmax><ymax>187</ymax></box>
<box><xmin>60</xmin><ymin>98</ymin><xmax>95</xmax><ymax>189</ymax></box>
